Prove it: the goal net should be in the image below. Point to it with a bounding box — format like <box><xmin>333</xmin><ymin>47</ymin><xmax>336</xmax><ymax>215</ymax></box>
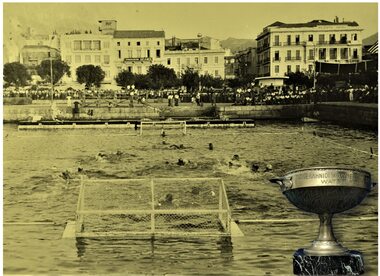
<box><xmin>139</xmin><ymin>120</ymin><xmax>187</xmax><ymax>135</ymax></box>
<box><xmin>75</xmin><ymin>177</ymin><xmax>231</xmax><ymax>238</ymax></box>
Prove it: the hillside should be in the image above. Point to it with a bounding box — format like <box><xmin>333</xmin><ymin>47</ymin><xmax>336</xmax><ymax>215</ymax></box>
<box><xmin>220</xmin><ymin>37</ymin><xmax>257</xmax><ymax>53</ymax></box>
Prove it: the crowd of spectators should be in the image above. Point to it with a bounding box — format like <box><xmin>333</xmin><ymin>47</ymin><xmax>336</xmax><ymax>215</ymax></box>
<box><xmin>3</xmin><ymin>84</ymin><xmax>378</xmax><ymax>105</ymax></box>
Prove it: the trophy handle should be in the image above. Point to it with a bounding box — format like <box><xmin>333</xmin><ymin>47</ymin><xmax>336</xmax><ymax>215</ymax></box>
<box><xmin>269</xmin><ymin>177</ymin><xmax>293</xmax><ymax>192</ymax></box>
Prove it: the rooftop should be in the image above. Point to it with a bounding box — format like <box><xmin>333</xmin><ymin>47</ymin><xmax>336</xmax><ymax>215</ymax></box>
<box><xmin>113</xmin><ymin>30</ymin><xmax>165</xmax><ymax>39</ymax></box>
<box><xmin>267</xmin><ymin>19</ymin><xmax>359</xmax><ymax>29</ymax></box>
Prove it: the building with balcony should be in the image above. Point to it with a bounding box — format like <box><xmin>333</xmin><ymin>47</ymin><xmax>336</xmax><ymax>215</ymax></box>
<box><xmin>234</xmin><ymin>47</ymin><xmax>257</xmax><ymax>79</ymax></box>
<box><xmin>164</xmin><ymin>36</ymin><xmax>226</xmax><ymax>78</ymax></box>
<box><xmin>20</xmin><ymin>45</ymin><xmax>60</xmax><ymax>74</ymax></box>
<box><xmin>113</xmin><ymin>30</ymin><xmax>165</xmax><ymax>75</ymax></box>
<box><xmin>256</xmin><ymin>19</ymin><xmax>363</xmax><ymax>86</ymax></box>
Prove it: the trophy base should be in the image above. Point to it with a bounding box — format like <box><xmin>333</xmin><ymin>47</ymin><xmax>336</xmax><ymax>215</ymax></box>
<box><xmin>293</xmin><ymin>249</ymin><xmax>364</xmax><ymax>275</ymax></box>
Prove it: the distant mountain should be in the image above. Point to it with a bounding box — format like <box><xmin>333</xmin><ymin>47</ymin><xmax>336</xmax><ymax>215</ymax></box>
<box><xmin>220</xmin><ymin>37</ymin><xmax>257</xmax><ymax>53</ymax></box>
<box><xmin>363</xmin><ymin>33</ymin><xmax>377</xmax><ymax>47</ymax></box>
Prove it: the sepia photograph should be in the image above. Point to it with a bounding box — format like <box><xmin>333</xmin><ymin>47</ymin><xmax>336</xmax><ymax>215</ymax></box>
<box><xmin>3</xmin><ymin>2</ymin><xmax>378</xmax><ymax>275</ymax></box>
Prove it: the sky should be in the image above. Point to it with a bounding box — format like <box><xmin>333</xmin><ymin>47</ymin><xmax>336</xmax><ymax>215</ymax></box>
<box><xmin>3</xmin><ymin>2</ymin><xmax>378</xmax><ymax>40</ymax></box>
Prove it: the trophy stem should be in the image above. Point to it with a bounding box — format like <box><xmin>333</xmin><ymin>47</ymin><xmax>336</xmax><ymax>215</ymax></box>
<box><xmin>304</xmin><ymin>213</ymin><xmax>347</xmax><ymax>256</ymax></box>
<box><xmin>317</xmin><ymin>213</ymin><xmax>336</xmax><ymax>242</ymax></box>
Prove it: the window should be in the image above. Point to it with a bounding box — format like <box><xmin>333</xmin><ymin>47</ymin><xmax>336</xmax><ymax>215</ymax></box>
<box><xmin>215</xmin><ymin>70</ymin><xmax>219</xmax><ymax>76</ymax></box>
<box><xmin>308</xmin><ymin>34</ymin><xmax>313</xmax><ymax>42</ymax></box>
<box><xmin>157</xmin><ymin>41</ymin><xmax>160</xmax><ymax>46</ymax></box>
<box><xmin>137</xmin><ymin>66</ymin><xmax>142</xmax><ymax>74</ymax></box>
<box><xmin>308</xmin><ymin>49</ymin><xmax>314</xmax><ymax>60</ymax></box>
<box><xmin>295</xmin><ymin>35</ymin><xmax>300</xmax><ymax>44</ymax></box>
<box><xmin>308</xmin><ymin>64</ymin><xmax>313</xmax><ymax>72</ymax></box>
<box><xmin>177</xmin><ymin>58</ymin><xmax>181</xmax><ymax>65</ymax></box>
<box><xmin>329</xmin><ymin>34</ymin><xmax>336</xmax><ymax>44</ymax></box>
<box><xmin>319</xmin><ymin>34</ymin><xmax>325</xmax><ymax>44</ymax></box>
<box><xmin>128</xmin><ymin>50</ymin><xmax>132</xmax><ymax>58</ymax></box>
<box><xmin>117</xmin><ymin>41</ymin><xmax>120</xmax><ymax>46</ymax></box>
<box><xmin>167</xmin><ymin>58</ymin><xmax>171</xmax><ymax>65</ymax></box>
<box><xmin>83</xmin><ymin>40</ymin><xmax>91</xmax><ymax>50</ymax></box>
<box><xmin>137</xmin><ymin>50</ymin><xmax>142</xmax><ymax>58</ymax></box>
<box><xmin>118</xmin><ymin>50</ymin><xmax>121</xmax><ymax>59</ymax></box>
<box><xmin>352</xmin><ymin>33</ymin><xmax>357</xmax><ymax>41</ymax></box>
<box><xmin>287</xmin><ymin>35</ymin><xmax>291</xmax><ymax>45</ymax></box>
<box><xmin>353</xmin><ymin>48</ymin><xmax>358</xmax><ymax>59</ymax></box>
<box><xmin>287</xmin><ymin>65</ymin><xmax>291</xmax><ymax>73</ymax></box>
<box><xmin>66</xmin><ymin>55</ymin><xmax>72</xmax><ymax>64</ymax></box>
<box><xmin>156</xmin><ymin>49</ymin><xmax>161</xmax><ymax>58</ymax></box>
<box><xmin>75</xmin><ymin>55</ymin><xmax>81</xmax><ymax>63</ymax></box>
<box><xmin>137</xmin><ymin>41</ymin><xmax>141</xmax><ymax>46</ymax></box>
<box><xmin>340</xmin><ymin>48</ymin><xmax>348</xmax><ymax>59</ymax></box>
<box><xmin>85</xmin><ymin>55</ymin><xmax>91</xmax><ymax>63</ymax></box>
<box><xmin>128</xmin><ymin>42</ymin><xmax>131</xmax><ymax>46</ymax></box>
<box><xmin>319</xmin><ymin>48</ymin><xmax>326</xmax><ymax>59</ymax></box>
<box><xmin>186</xmin><ymin>57</ymin><xmax>190</xmax><ymax>65</ymax></box>
<box><xmin>275</xmin><ymin>65</ymin><xmax>279</xmax><ymax>73</ymax></box>
<box><xmin>147</xmin><ymin>50</ymin><xmax>150</xmax><ymax>58</ymax></box>
<box><xmin>274</xmin><ymin>51</ymin><xmax>280</xmax><ymax>61</ymax></box>
<box><xmin>128</xmin><ymin>66</ymin><xmax>132</xmax><ymax>72</ymax></box>
<box><xmin>204</xmin><ymin>57</ymin><xmax>208</xmax><ymax>64</ymax></box>
<box><xmin>287</xmin><ymin>50</ymin><xmax>291</xmax><ymax>60</ymax></box>
<box><xmin>214</xmin><ymin>56</ymin><xmax>219</xmax><ymax>64</ymax></box>
<box><xmin>103</xmin><ymin>41</ymin><xmax>110</xmax><ymax>49</ymax></box>
<box><xmin>340</xmin><ymin>34</ymin><xmax>347</xmax><ymax>43</ymax></box>
<box><xmin>93</xmin><ymin>40</ymin><xmax>101</xmax><ymax>50</ymax></box>
<box><xmin>296</xmin><ymin>50</ymin><xmax>300</xmax><ymax>60</ymax></box>
<box><xmin>95</xmin><ymin>55</ymin><xmax>101</xmax><ymax>63</ymax></box>
<box><xmin>195</xmin><ymin>57</ymin><xmax>199</xmax><ymax>64</ymax></box>
<box><xmin>296</xmin><ymin>65</ymin><xmax>300</xmax><ymax>72</ymax></box>
<box><xmin>274</xmin><ymin>35</ymin><xmax>280</xmax><ymax>46</ymax></box>
<box><xmin>74</xmin><ymin>41</ymin><xmax>81</xmax><ymax>50</ymax></box>
<box><xmin>104</xmin><ymin>55</ymin><xmax>110</xmax><ymax>64</ymax></box>
<box><xmin>330</xmin><ymin>48</ymin><xmax>337</xmax><ymax>59</ymax></box>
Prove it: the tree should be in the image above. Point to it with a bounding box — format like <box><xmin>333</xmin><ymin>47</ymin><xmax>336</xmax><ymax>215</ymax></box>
<box><xmin>200</xmin><ymin>74</ymin><xmax>224</xmax><ymax>89</ymax></box>
<box><xmin>181</xmin><ymin>68</ymin><xmax>199</xmax><ymax>92</ymax></box>
<box><xmin>134</xmin><ymin>74</ymin><xmax>153</xmax><ymax>90</ymax></box>
<box><xmin>36</xmin><ymin>59</ymin><xmax>71</xmax><ymax>85</ymax></box>
<box><xmin>76</xmin><ymin>65</ymin><xmax>105</xmax><ymax>88</ymax></box>
<box><xmin>285</xmin><ymin>72</ymin><xmax>313</xmax><ymax>90</ymax></box>
<box><xmin>3</xmin><ymin>62</ymin><xmax>30</xmax><ymax>87</ymax></box>
<box><xmin>115</xmin><ymin>70</ymin><xmax>135</xmax><ymax>89</ymax></box>
<box><xmin>147</xmin><ymin>64</ymin><xmax>178</xmax><ymax>89</ymax></box>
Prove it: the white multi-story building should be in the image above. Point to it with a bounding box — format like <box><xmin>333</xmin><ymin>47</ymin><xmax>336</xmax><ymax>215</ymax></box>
<box><xmin>256</xmin><ymin>19</ymin><xmax>363</xmax><ymax>86</ymax></box>
<box><xmin>164</xmin><ymin>36</ymin><xmax>226</xmax><ymax>78</ymax></box>
<box><xmin>59</xmin><ymin>20</ymin><xmax>226</xmax><ymax>85</ymax></box>
<box><xmin>113</xmin><ymin>30</ymin><xmax>166</xmax><ymax>75</ymax></box>
<box><xmin>60</xmin><ymin>33</ymin><xmax>114</xmax><ymax>83</ymax></box>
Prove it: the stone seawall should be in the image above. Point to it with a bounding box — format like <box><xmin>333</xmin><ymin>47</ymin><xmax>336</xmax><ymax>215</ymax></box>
<box><xmin>3</xmin><ymin>103</ymin><xmax>378</xmax><ymax>130</ymax></box>
<box><xmin>216</xmin><ymin>104</ymin><xmax>314</xmax><ymax>119</ymax></box>
<box><xmin>315</xmin><ymin>103</ymin><xmax>378</xmax><ymax>129</ymax></box>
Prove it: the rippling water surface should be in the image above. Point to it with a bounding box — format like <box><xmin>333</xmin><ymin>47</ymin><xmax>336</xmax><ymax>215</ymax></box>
<box><xmin>4</xmin><ymin>122</ymin><xmax>378</xmax><ymax>275</ymax></box>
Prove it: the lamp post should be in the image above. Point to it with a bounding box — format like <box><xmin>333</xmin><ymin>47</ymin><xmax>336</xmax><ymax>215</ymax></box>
<box><xmin>197</xmin><ymin>33</ymin><xmax>202</xmax><ymax>91</ymax></box>
<box><xmin>49</xmin><ymin>35</ymin><xmax>55</xmax><ymax>103</ymax></box>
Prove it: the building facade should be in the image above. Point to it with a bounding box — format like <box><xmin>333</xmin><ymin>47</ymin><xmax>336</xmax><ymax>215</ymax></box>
<box><xmin>60</xmin><ymin>33</ymin><xmax>114</xmax><ymax>83</ymax></box>
<box><xmin>164</xmin><ymin>36</ymin><xmax>226</xmax><ymax>78</ymax></box>
<box><xmin>256</xmin><ymin>19</ymin><xmax>363</xmax><ymax>86</ymax></box>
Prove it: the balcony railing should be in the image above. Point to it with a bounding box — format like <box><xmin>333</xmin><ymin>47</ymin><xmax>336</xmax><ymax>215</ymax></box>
<box><xmin>272</xmin><ymin>57</ymin><xmax>281</xmax><ymax>62</ymax></box>
<box><xmin>285</xmin><ymin>56</ymin><xmax>302</xmax><ymax>61</ymax></box>
<box><xmin>284</xmin><ymin>41</ymin><xmax>302</xmax><ymax>46</ymax></box>
<box><xmin>273</xmin><ymin>42</ymin><xmax>282</xmax><ymax>46</ymax></box>
<box><xmin>124</xmin><ymin>57</ymin><xmax>153</xmax><ymax>63</ymax></box>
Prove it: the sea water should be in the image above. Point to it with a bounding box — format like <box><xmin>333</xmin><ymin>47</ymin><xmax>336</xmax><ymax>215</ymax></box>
<box><xmin>4</xmin><ymin>122</ymin><xmax>378</xmax><ymax>275</ymax></box>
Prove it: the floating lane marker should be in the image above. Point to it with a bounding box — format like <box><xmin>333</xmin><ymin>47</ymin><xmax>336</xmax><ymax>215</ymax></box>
<box><xmin>236</xmin><ymin>216</ymin><xmax>378</xmax><ymax>224</ymax></box>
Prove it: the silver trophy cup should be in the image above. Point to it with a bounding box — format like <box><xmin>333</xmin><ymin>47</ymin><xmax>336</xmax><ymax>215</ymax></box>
<box><xmin>270</xmin><ymin>167</ymin><xmax>374</xmax><ymax>256</ymax></box>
